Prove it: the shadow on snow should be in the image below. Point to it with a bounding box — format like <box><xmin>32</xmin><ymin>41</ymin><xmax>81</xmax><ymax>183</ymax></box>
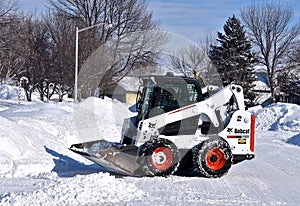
<box><xmin>44</xmin><ymin>146</ymin><xmax>113</xmax><ymax>177</ymax></box>
<box><xmin>286</xmin><ymin>134</ymin><xmax>300</xmax><ymax>147</ymax></box>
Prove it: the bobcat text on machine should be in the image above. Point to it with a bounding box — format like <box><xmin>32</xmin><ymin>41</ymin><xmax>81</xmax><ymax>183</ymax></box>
<box><xmin>70</xmin><ymin>74</ymin><xmax>255</xmax><ymax>178</ymax></box>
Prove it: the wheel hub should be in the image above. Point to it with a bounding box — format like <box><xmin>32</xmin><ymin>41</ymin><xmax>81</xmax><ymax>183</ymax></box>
<box><xmin>205</xmin><ymin>148</ymin><xmax>226</xmax><ymax>171</ymax></box>
<box><xmin>153</xmin><ymin>151</ymin><xmax>167</xmax><ymax>164</ymax></box>
<box><xmin>151</xmin><ymin>147</ymin><xmax>173</xmax><ymax>171</ymax></box>
<box><xmin>210</xmin><ymin>155</ymin><xmax>218</xmax><ymax>163</ymax></box>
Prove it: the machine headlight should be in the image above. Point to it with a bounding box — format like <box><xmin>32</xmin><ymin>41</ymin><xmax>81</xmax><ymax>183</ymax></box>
<box><xmin>244</xmin><ymin>117</ymin><xmax>250</xmax><ymax>123</ymax></box>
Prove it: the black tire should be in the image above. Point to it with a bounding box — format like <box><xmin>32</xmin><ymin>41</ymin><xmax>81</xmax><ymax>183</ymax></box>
<box><xmin>139</xmin><ymin>138</ymin><xmax>179</xmax><ymax>176</ymax></box>
<box><xmin>193</xmin><ymin>137</ymin><xmax>233</xmax><ymax>178</ymax></box>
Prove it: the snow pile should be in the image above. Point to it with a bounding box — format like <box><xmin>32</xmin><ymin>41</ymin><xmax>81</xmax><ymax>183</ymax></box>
<box><xmin>0</xmin><ymin>173</ymin><xmax>146</xmax><ymax>205</ymax></box>
<box><xmin>72</xmin><ymin>97</ymin><xmax>135</xmax><ymax>144</ymax></box>
<box><xmin>0</xmin><ymin>85</ymin><xmax>24</xmax><ymax>100</ymax></box>
<box><xmin>0</xmin><ymin>94</ymin><xmax>146</xmax><ymax>205</ymax></box>
<box><xmin>0</xmin><ymin>96</ymin><xmax>134</xmax><ymax>178</ymax></box>
<box><xmin>249</xmin><ymin>103</ymin><xmax>300</xmax><ymax>147</ymax></box>
<box><xmin>251</xmin><ymin>103</ymin><xmax>300</xmax><ymax>132</ymax></box>
<box><xmin>0</xmin><ymin>102</ymin><xmax>75</xmax><ymax>178</ymax></box>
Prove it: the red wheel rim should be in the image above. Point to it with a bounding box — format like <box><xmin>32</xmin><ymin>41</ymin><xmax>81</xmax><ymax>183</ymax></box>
<box><xmin>205</xmin><ymin>148</ymin><xmax>226</xmax><ymax>170</ymax></box>
<box><xmin>151</xmin><ymin>147</ymin><xmax>173</xmax><ymax>171</ymax></box>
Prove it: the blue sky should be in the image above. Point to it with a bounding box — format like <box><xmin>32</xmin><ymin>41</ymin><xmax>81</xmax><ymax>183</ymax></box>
<box><xmin>18</xmin><ymin>0</ymin><xmax>300</xmax><ymax>43</ymax></box>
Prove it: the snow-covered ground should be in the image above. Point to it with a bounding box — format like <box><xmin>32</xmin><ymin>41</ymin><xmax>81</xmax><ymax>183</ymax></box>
<box><xmin>1</xmin><ymin>85</ymin><xmax>300</xmax><ymax>205</ymax></box>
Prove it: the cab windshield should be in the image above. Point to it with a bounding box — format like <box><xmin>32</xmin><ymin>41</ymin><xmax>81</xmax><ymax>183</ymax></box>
<box><xmin>137</xmin><ymin>79</ymin><xmax>202</xmax><ymax>120</ymax></box>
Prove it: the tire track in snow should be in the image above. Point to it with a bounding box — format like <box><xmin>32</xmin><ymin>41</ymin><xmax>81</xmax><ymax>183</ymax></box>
<box><xmin>127</xmin><ymin>175</ymin><xmax>262</xmax><ymax>205</ymax></box>
<box><xmin>257</xmin><ymin>133</ymin><xmax>300</xmax><ymax>177</ymax></box>
<box><xmin>231</xmin><ymin>165</ymin><xmax>276</xmax><ymax>205</ymax></box>
<box><xmin>229</xmin><ymin>131</ymin><xmax>300</xmax><ymax>205</ymax></box>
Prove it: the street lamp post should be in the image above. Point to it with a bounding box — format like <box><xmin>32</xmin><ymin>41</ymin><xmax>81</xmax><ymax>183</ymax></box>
<box><xmin>74</xmin><ymin>22</ymin><xmax>112</xmax><ymax>103</ymax></box>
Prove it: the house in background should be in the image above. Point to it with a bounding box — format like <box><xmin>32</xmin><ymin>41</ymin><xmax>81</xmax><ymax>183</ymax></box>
<box><xmin>253</xmin><ymin>66</ymin><xmax>300</xmax><ymax>106</ymax></box>
<box><xmin>105</xmin><ymin>64</ymin><xmax>170</xmax><ymax>104</ymax></box>
<box><xmin>105</xmin><ymin>76</ymin><xmax>140</xmax><ymax>104</ymax></box>
<box><xmin>252</xmin><ymin>67</ymin><xmax>271</xmax><ymax>106</ymax></box>
<box><xmin>274</xmin><ymin>80</ymin><xmax>300</xmax><ymax>105</ymax></box>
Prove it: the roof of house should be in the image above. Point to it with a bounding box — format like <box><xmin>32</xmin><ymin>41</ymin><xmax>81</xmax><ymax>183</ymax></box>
<box><xmin>117</xmin><ymin>76</ymin><xmax>140</xmax><ymax>93</ymax></box>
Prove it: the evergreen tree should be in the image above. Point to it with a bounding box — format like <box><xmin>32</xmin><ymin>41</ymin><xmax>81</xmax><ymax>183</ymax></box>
<box><xmin>209</xmin><ymin>15</ymin><xmax>257</xmax><ymax>104</ymax></box>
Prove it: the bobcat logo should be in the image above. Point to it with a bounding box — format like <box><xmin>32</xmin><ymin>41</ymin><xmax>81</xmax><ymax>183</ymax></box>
<box><xmin>227</xmin><ymin>128</ymin><xmax>233</xmax><ymax>133</ymax></box>
<box><xmin>148</xmin><ymin>123</ymin><xmax>156</xmax><ymax>129</ymax></box>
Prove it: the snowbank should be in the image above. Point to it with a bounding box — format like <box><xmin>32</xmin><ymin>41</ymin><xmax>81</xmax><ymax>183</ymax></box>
<box><xmin>0</xmin><ymin>92</ymin><xmax>146</xmax><ymax>205</ymax></box>
<box><xmin>71</xmin><ymin>97</ymin><xmax>135</xmax><ymax>144</ymax></box>
<box><xmin>249</xmin><ymin>103</ymin><xmax>300</xmax><ymax>147</ymax></box>
<box><xmin>0</xmin><ymin>85</ymin><xmax>24</xmax><ymax>100</ymax></box>
<box><xmin>0</xmin><ymin>102</ymin><xmax>74</xmax><ymax>178</ymax></box>
<box><xmin>251</xmin><ymin>103</ymin><xmax>300</xmax><ymax>132</ymax></box>
<box><xmin>0</xmin><ymin>93</ymin><xmax>135</xmax><ymax>178</ymax></box>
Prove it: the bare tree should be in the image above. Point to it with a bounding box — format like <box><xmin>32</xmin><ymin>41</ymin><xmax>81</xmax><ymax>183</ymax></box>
<box><xmin>49</xmin><ymin>0</ymin><xmax>165</xmax><ymax>99</ymax></box>
<box><xmin>241</xmin><ymin>2</ymin><xmax>300</xmax><ymax>102</ymax></box>
<box><xmin>199</xmin><ymin>30</ymin><xmax>217</xmax><ymax>56</ymax></box>
<box><xmin>103</xmin><ymin>0</ymin><xmax>166</xmax><ymax>85</ymax></box>
<box><xmin>277</xmin><ymin>42</ymin><xmax>300</xmax><ymax>95</ymax></box>
<box><xmin>169</xmin><ymin>31</ymin><xmax>220</xmax><ymax>86</ymax></box>
<box><xmin>101</xmin><ymin>29</ymin><xmax>165</xmax><ymax>82</ymax></box>
<box><xmin>10</xmin><ymin>15</ymin><xmax>53</xmax><ymax>101</ymax></box>
<box><xmin>287</xmin><ymin>42</ymin><xmax>300</xmax><ymax>69</ymax></box>
<box><xmin>0</xmin><ymin>0</ymin><xmax>16</xmax><ymax>15</ymax></box>
<box><xmin>49</xmin><ymin>0</ymin><xmax>105</xmax><ymax>26</ymax></box>
<box><xmin>170</xmin><ymin>45</ymin><xmax>207</xmax><ymax>77</ymax></box>
<box><xmin>44</xmin><ymin>11</ymin><xmax>76</xmax><ymax>101</ymax></box>
<box><xmin>0</xmin><ymin>16</ymin><xmax>24</xmax><ymax>83</ymax></box>
<box><xmin>0</xmin><ymin>0</ymin><xmax>17</xmax><ymax>47</ymax></box>
<box><xmin>0</xmin><ymin>0</ymin><xmax>18</xmax><ymax>82</ymax></box>
<box><xmin>49</xmin><ymin>0</ymin><xmax>112</xmax><ymax>58</ymax></box>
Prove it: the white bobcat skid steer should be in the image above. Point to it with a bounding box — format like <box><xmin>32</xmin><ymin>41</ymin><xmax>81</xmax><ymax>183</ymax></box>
<box><xmin>70</xmin><ymin>74</ymin><xmax>255</xmax><ymax>178</ymax></box>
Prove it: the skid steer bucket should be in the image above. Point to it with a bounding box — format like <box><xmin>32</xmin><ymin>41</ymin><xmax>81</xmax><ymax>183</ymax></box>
<box><xmin>70</xmin><ymin>140</ymin><xmax>141</xmax><ymax>176</ymax></box>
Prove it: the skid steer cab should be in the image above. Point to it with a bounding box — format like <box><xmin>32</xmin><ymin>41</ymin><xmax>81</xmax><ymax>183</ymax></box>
<box><xmin>70</xmin><ymin>74</ymin><xmax>255</xmax><ymax>178</ymax></box>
